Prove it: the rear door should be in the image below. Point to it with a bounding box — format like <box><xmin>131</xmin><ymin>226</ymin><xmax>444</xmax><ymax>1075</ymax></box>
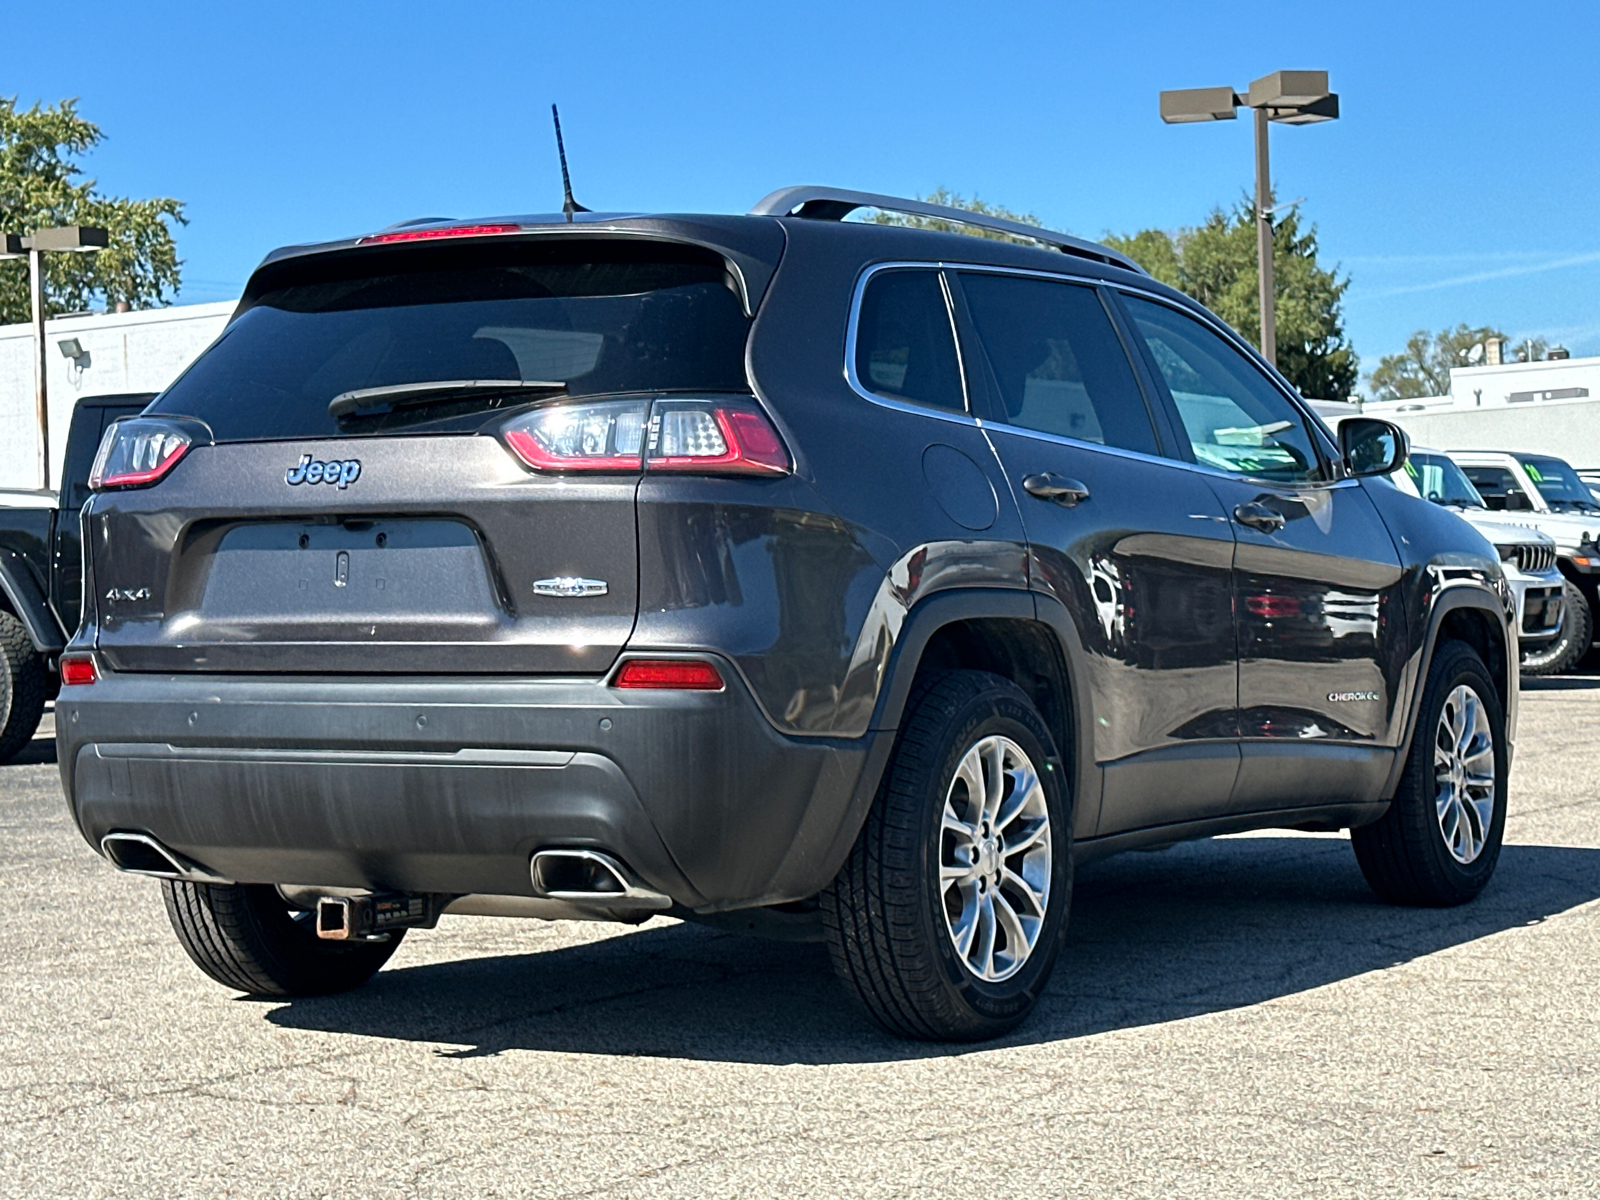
<box><xmin>950</xmin><ymin>270</ymin><xmax>1242</xmax><ymax>836</ymax></box>
<box><xmin>1116</xmin><ymin>292</ymin><xmax>1407</xmax><ymax>813</ymax></box>
<box><xmin>87</xmin><ymin>237</ymin><xmax>758</xmax><ymax>674</ymax></box>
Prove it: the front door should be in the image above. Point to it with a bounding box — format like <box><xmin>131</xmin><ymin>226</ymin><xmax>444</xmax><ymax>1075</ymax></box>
<box><xmin>1116</xmin><ymin>293</ymin><xmax>1407</xmax><ymax>813</ymax></box>
<box><xmin>950</xmin><ymin>271</ymin><xmax>1241</xmax><ymax>837</ymax></box>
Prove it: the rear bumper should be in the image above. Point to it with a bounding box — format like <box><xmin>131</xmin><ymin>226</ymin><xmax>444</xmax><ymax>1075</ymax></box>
<box><xmin>56</xmin><ymin>663</ymin><xmax>883</xmax><ymax>912</ymax></box>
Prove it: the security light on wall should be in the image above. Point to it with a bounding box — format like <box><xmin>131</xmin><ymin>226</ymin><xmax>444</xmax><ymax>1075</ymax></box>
<box><xmin>58</xmin><ymin>338</ymin><xmax>84</xmax><ymax>359</ymax></box>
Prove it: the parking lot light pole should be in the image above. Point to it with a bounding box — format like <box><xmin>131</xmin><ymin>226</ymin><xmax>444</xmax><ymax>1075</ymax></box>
<box><xmin>1159</xmin><ymin>72</ymin><xmax>1339</xmax><ymax>368</ymax></box>
<box><xmin>1</xmin><ymin>226</ymin><xmax>109</xmax><ymax>490</ymax></box>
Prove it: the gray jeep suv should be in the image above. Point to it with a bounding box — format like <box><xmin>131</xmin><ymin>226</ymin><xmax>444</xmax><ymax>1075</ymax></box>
<box><xmin>58</xmin><ymin>187</ymin><xmax>1517</xmax><ymax>1040</ymax></box>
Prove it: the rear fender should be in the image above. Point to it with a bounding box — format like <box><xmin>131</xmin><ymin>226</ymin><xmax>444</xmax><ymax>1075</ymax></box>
<box><xmin>0</xmin><ymin>551</ymin><xmax>65</xmax><ymax>654</ymax></box>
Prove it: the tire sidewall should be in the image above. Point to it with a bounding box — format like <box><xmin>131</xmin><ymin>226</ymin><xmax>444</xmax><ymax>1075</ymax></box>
<box><xmin>1413</xmin><ymin>647</ymin><xmax>1508</xmax><ymax>892</ymax></box>
<box><xmin>915</xmin><ymin>690</ymin><xmax>1072</xmax><ymax>1025</ymax></box>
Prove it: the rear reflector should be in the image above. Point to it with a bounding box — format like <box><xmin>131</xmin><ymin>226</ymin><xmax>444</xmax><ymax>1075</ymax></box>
<box><xmin>357</xmin><ymin>223</ymin><xmax>521</xmax><ymax>245</ymax></box>
<box><xmin>89</xmin><ymin>418</ymin><xmax>196</xmax><ymax>491</ymax></box>
<box><xmin>59</xmin><ymin>654</ymin><xmax>97</xmax><ymax>686</ymax></box>
<box><xmin>612</xmin><ymin>659</ymin><xmax>725</xmax><ymax>690</ymax></box>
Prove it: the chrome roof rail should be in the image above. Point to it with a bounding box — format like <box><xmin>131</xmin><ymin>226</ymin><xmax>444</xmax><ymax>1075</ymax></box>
<box><xmin>749</xmin><ymin>185</ymin><xmax>1144</xmax><ymax>274</ymax></box>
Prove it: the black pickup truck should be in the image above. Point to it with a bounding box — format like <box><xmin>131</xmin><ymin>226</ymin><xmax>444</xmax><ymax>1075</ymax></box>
<box><xmin>0</xmin><ymin>392</ymin><xmax>153</xmax><ymax>760</ymax></box>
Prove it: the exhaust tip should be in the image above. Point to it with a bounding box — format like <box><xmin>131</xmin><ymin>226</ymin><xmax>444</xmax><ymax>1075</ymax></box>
<box><xmin>100</xmin><ymin>832</ymin><xmax>231</xmax><ymax>884</ymax></box>
<box><xmin>530</xmin><ymin>849</ymin><xmax>670</xmax><ymax>909</ymax></box>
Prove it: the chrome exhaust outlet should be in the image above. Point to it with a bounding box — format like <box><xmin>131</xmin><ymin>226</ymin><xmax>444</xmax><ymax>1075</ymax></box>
<box><xmin>100</xmin><ymin>832</ymin><xmax>232</xmax><ymax>885</ymax></box>
<box><xmin>529</xmin><ymin>849</ymin><xmax>672</xmax><ymax>911</ymax></box>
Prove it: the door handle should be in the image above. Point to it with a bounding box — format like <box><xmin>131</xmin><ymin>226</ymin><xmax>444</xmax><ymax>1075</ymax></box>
<box><xmin>1233</xmin><ymin>501</ymin><xmax>1286</xmax><ymax>533</ymax></box>
<box><xmin>1022</xmin><ymin>473</ymin><xmax>1090</xmax><ymax>507</ymax></box>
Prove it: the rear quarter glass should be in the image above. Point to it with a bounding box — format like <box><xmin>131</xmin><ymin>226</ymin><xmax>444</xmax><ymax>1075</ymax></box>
<box><xmin>150</xmin><ymin>239</ymin><xmax>753</xmax><ymax>442</ymax></box>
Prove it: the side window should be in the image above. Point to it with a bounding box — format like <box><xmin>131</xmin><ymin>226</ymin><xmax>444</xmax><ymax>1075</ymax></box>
<box><xmin>1462</xmin><ymin>466</ymin><xmax>1533</xmax><ymax>512</ymax></box>
<box><xmin>957</xmin><ymin>273</ymin><xmax>1160</xmax><ymax>456</ymax></box>
<box><xmin>852</xmin><ymin>269</ymin><xmax>965</xmax><ymax>412</ymax></box>
<box><xmin>1121</xmin><ymin>295</ymin><xmax>1324</xmax><ymax>483</ymax></box>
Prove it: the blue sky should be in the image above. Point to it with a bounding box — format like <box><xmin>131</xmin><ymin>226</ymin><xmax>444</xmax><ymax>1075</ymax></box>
<box><xmin>9</xmin><ymin>0</ymin><xmax>1599</xmax><ymax>389</ymax></box>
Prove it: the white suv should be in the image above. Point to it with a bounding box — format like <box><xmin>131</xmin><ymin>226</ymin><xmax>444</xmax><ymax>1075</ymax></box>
<box><xmin>1453</xmin><ymin>451</ymin><xmax>1600</xmax><ymax>674</ymax></box>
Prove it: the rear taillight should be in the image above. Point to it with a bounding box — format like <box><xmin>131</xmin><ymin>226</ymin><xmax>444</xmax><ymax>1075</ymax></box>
<box><xmin>498</xmin><ymin>397</ymin><xmax>789</xmax><ymax>477</ymax></box>
<box><xmin>645</xmin><ymin>400</ymin><xmax>789</xmax><ymax>476</ymax></box>
<box><xmin>501</xmin><ymin>399</ymin><xmax>648</xmax><ymax>471</ymax></box>
<box><xmin>356</xmin><ymin>223</ymin><xmax>521</xmax><ymax>245</ymax></box>
<box><xmin>59</xmin><ymin>654</ymin><xmax>97</xmax><ymax>686</ymax></box>
<box><xmin>90</xmin><ymin>418</ymin><xmax>199</xmax><ymax>491</ymax></box>
<box><xmin>612</xmin><ymin>659</ymin><xmax>725</xmax><ymax>690</ymax></box>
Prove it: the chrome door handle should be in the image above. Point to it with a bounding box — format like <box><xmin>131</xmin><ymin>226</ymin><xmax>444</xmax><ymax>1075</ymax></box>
<box><xmin>1022</xmin><ymin>473</ymin><xmax>1090</xmax><ymax>507</ymax></box>
<box><xmin>1233</xmin><ymin>501</ymin><xmax>1286</xmax><ymax>533</ymax></box>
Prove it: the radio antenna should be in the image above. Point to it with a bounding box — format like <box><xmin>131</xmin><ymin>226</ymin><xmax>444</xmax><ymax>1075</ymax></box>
<box><xmin>551</xmin><ymin>104</ymin><xmax>589</xmax><ymax>222</ymax></box>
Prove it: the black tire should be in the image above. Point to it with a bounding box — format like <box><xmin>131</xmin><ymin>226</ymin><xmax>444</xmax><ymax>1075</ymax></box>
<box><xmin>1520</xmin><ymin>579</ymin><xmax>1592</xmax><ymax>676</ymax></box>
<box><xmin>1352</xmin><ymin>640</ymin><xmax>1507</xmax><ymax>906</ymax></box>
<box><xmin>162</xmin><ymin>880</ymin><xmax>404</xmax><ymax>996</ymax></box>
<box><xmin>0</xmin><ymin>610</ymin><xmax>48</xmax><ymax>764</ymax></box>
<box><xmin>821</xmin><ymin>670</ymin><xmax>1072</xmax><ymax>1041</ymax></box>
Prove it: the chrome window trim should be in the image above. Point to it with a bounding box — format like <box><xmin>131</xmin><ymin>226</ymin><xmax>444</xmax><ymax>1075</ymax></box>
<box><xmin>843</xmin><ymin>261</ymin><xmax>979</xmax><ymax>426</ymax></box>
<box><xmin>976</xmin><ymin>416</ymin><xmax>1359</xmax><ymax>492</ymax></box>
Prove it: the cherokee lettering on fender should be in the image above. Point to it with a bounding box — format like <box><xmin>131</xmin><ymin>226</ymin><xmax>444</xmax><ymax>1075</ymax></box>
<box><xmin>1328</xmin><ymin>690</ymin><xmax>1380</xmax><ymax>702</ymax></box>
<box><xmin>286</xmin><ymin>455</ymin><xmax>361</xmax><ymax>489</ymax></box>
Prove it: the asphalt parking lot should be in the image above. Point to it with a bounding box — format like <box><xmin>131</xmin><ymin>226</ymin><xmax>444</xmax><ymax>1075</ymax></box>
<box><xmin>2</xmin><ymin>678</ymin><xmax>1597</xmax><ymax>1200</ymax></box>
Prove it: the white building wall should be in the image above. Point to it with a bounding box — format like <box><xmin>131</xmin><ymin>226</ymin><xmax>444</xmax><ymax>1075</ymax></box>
<box><xmin>0</xmin><ymin>302</ymin><xmax>233</xmax><ymax>491</ymax></box>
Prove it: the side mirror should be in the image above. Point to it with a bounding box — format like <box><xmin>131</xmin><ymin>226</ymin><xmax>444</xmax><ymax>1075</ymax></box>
<box><xmin>1340</xmin><ymin>417</ymin><xmax>1408</xmax><ymax>478</ymax></box>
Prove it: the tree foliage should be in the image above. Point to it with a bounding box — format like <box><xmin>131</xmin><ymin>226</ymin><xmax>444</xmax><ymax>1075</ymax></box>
<box><xmin>1369</xmin><ymin>325</ymin><xmax>1504</xmax><ymax>399</ymax></box>
<box><xmin>1105</xmin><ymin>197</ymin><xmax>1359</xmax><ymax>402</ymax></box>
<box><xmin>867</xmin><ymin>187</ymin><xmax>1046</xmax><ymax>245</ymax></box>
<box><xmin>0</xmin><ymin>96</ymin><xmax>185</xmax><ymax>324</ymax></box>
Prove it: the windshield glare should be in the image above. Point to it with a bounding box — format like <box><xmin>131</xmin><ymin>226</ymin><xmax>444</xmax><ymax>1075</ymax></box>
<box><xmin>1400</xmin><ymin>453</ymin><xmax>1484</xmax><ymax>508</ymax></box>
<box><xmin>1517</xmin><ymin>455</ymin><xmax>1600</xmax><ymax>512</ymax></box>
<box><xmin>151</xmin><ymin>241</ymin><xmax>753</xmax><ymax>440</ymax></box>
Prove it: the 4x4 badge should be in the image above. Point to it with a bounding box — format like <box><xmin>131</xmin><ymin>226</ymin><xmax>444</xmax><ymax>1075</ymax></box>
<box><xmin>286</xmin><ymin>455</ymin><xmax>361</xmax><ymax>489</ymax></box>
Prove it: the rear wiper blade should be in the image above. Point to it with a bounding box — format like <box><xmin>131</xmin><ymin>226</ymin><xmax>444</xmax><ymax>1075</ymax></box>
<box><xmin>328</xmin><ymin>379</ymin><xmax>566</xmax><ymax>419</ymax></box>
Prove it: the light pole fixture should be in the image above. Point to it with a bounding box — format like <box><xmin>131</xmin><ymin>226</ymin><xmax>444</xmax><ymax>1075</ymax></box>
<box><xmin>1160</xmin><ymin>71</ymin><xmax>1339</xmax><ymax>368</ymax></box>
<box><xmin>1</xmin><ymin>226</ymin><xmax>109</xmax><ymax>490</ymax></box>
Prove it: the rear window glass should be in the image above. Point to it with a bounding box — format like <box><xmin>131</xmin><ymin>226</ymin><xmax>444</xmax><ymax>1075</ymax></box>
<box><xmin>152</xmin><ymin>240</ymin><xmax>752</xmax><ymax>440</ymax></box>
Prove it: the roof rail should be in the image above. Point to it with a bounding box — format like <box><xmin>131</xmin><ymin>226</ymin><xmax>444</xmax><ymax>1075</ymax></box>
<box><xmin>749</xmin><ymin>186</ymin><xmax>1144</xmax><ymax>274</ymax></box>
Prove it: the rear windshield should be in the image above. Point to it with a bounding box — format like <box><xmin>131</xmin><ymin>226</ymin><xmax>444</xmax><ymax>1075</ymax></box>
<box><xmin>152</xmin><ymin>240</ymin><xmax>752</xmax><ymax>441</ymax></box>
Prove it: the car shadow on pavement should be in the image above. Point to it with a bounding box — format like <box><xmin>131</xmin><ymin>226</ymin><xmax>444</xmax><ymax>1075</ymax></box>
<box><xmin>266</xmin><ymin>835</ymin><xmax>1600</xmax><ymax>1064</ymax></box>
<box><xmin>1521</xmin><ymin>674</ymin><xmax>1600</xmax><ymax>691</ymax></box>
<box><xmin>8</xmin><ymin>733</ymin><xmax>58</xmax><ymax>767</ymax></box>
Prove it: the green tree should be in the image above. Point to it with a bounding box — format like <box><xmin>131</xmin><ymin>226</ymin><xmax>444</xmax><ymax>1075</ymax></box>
<box><xmin>1105</xmin><ymin>196</ymin><xmax>1359</xmax><ymax>402</ymax></box>
<box><xmin>867</xmin><ymin>187</ymin><xmax>1046</xmax><ymax>244</ymax></box>
<box><xmin>1368</xmin><ymin>325</ymin><xmax>1509</xmax><ymax>399</ymax></box>
<box><xmin>0</xmin><ymin>96</ymin><xmax>185</xmax><ymax>324</ymax></box>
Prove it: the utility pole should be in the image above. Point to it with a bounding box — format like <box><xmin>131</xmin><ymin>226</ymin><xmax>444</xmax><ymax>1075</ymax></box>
<box><xmin>1253</xmin><ymin>106</ymin><xmax>1275</xmax><ymax>366</ymax></box>
<box><xmin>2</xmin><ymin>226</ymin><xmax>109</xmax><ymax>491</ymax></box>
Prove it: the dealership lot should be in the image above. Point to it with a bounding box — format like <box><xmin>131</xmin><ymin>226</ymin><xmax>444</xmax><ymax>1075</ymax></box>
<box><xmin>2</xmin><ymin>681</ymin><xmax>1596</xmax><ymax>1200</ymax></box>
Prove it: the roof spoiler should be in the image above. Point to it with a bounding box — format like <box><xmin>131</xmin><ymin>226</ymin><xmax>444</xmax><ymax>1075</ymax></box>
<box><xmin>749</xmin><ymin>185</ymin><xmax>1144</xmax><ymax>274</ymax></box>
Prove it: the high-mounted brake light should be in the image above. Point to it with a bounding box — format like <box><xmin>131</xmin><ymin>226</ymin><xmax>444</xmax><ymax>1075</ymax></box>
<box><xmin>357</xmin><ymin>223</ymin><xmax>522</xmax><ymax>245</ymax></box>
<box><xmin>612</xmin><ymin>659</ymin><xmax>725</xmax><ymax>690</ymax></box>
<box><xmin>89</xmin><ymin>418</ymin><xmax>196</xmax><ymax>491</ymax></box>
<box><xmin>59</xmin><ymin>654</ymin><xmax>97</xmax><ymax>686</ymax></box>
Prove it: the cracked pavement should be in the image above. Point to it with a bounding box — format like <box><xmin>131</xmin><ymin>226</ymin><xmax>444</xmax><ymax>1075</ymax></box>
<box><xmin>2</xmin><ymin>676</ymin><xmax>1597</xmax><ymax>1199</ymax></box>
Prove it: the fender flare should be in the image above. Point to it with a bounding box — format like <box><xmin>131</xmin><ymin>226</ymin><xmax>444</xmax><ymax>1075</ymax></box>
<box><xmin>1382</xmin><ymin>584</ymin><xmax>1515</xmax><ymax>798</ymax></box>
<box><xmin>0</xmin><ymin>551</ymin><xmax>65</xmax><ymax>655</ymax></box>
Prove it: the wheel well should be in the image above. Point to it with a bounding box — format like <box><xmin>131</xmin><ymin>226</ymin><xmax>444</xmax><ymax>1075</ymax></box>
<box><xmin>908</xmin><ymin>618</ymin><xmax>1074</xmax><ymax>770</ymax></box>
<box><xmin>1437</xmin><ymin>606</ymin><xmax>1509</xmax><ymax>713</ymax></box>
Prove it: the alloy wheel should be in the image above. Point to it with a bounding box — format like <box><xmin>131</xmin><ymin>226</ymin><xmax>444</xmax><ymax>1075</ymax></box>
<box><xmin>939</xmin><ymin>735</ymin><xmax>1052</xmax><ymax>982</ymax></box>
<box><xmin>1434</xmin><ymin>684</ymin><xmax>1496</xmax><ymax>864</ymax></box>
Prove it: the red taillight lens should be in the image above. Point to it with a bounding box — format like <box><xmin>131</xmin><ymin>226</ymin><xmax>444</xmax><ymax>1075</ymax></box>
<box><xmin>59</xmin><ymin>654</ymin><xmax>97</xmax><ymax>686</ymax></box>
<box><xmin>498</xmin><ymin>397</ymin><xmax>790</xmax><ymax>477</ymax></box>
<box><xmin>646</xmin><ymin>400</ymin><xmax>790</xmax><ymax>476</ymax></box>
<box><xmin>90</xmin><ymin>419</ymin><xmax>194</xmax><ymax>491</ymax></box>
<box><xmin>357</xmin><ymin>223</ymin><xmax>521</xmax><ymax>245</ymax></box>
<box><xmin>501</xmin><ymin>399</ymin><xmax>648</xmax><ymax>471</ymax></box>
<box><xmin>612</xmin><ymin>659</ymin><xmax>725</xmax><ymax>690</ymax></box>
